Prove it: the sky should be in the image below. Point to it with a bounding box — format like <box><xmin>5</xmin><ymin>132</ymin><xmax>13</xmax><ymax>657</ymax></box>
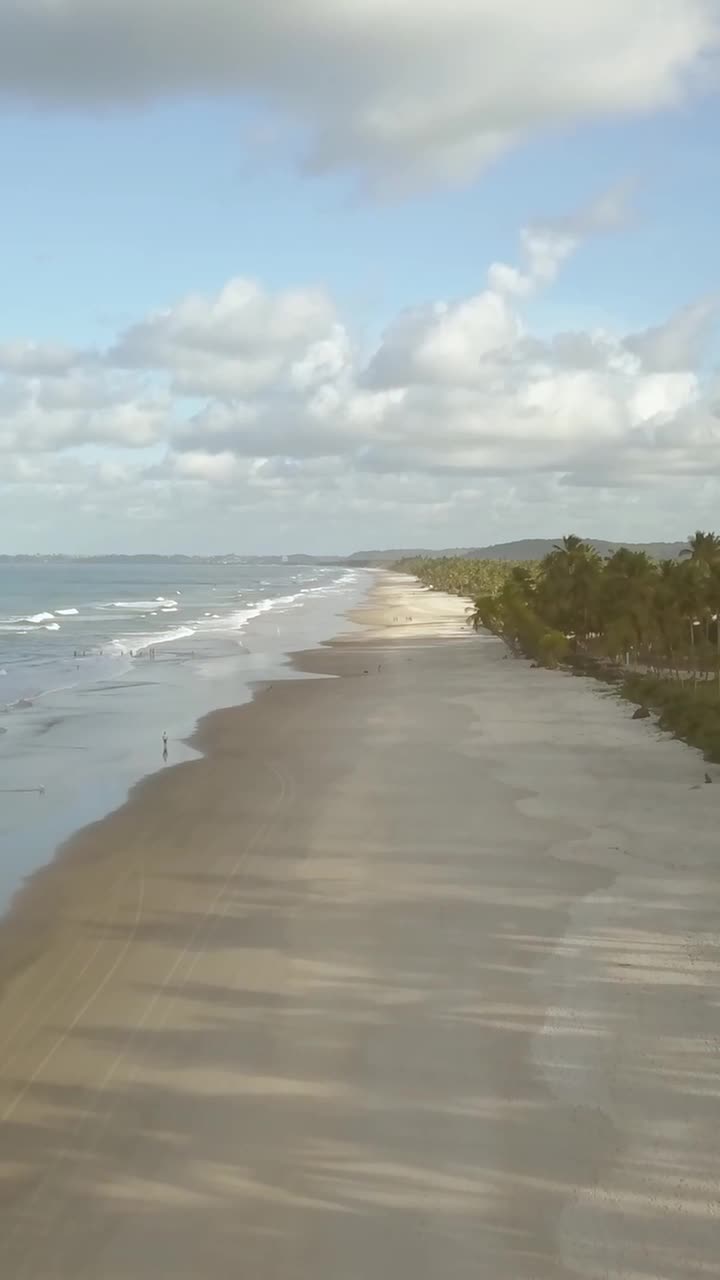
<box><xmin>1</xmin><ymin>1</ymin><xmax>719</xmax><ymax>555</ymax></box>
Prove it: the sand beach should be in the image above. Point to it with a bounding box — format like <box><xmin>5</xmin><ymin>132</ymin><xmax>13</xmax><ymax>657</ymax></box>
<box><xmin>0</xmin><ymin>573</ymin><xmax>718</xmax><ymax>1278</ymax></box>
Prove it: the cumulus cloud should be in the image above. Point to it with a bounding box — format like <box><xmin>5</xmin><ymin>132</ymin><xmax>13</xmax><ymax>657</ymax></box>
<box><xmin>362</xmin><ymin>189</ymin><xmax>634</xmax><ymax>390</ymax></box>
<box><xmin>0</xmin><ymin>2</ymin><xmax>716</xmax><ymax>191</ymax></box>
<box><xmin>0</xmin><ymin>341</ymin><xmax>85</xmax><ymax>377</ymax></box>
<box><xmin>157</xmin><ymin>202</ymin><xmax>720</xmax><ymax>489</ymax></box>
<box><xmin>362</xmin><ymin>185</ymin><xmax>635</xmax><ymax>392</ymax></box>
<box><xmin>109</xmin><ymin>278</ymin><xmax>340</xmax><ymax>397</ymax></box>
<box><xmin>3</xmin><ymin>193</ymin><xmax>720</xmax><ymax>547</ymax></box>
<box><xmin>0</xmin><ymin>374</ymin><xmax>173</xmax><ymax>452</ymax></box>
<box><xmin>625</xmin><ymin>297</ymin><xmax>720</xmax><ymax>371</ymax></box>
<box><xmin>362</xmin><ymin>294</ymin><xmax>522</xmax><ymax>390</ymax></box>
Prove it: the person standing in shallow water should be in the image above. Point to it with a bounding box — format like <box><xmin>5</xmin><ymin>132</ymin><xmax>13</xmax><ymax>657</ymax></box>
<box><xmin>162</xmin><ymin>732</ymin><xmax>168</xmax><ymax>761</ymax></box>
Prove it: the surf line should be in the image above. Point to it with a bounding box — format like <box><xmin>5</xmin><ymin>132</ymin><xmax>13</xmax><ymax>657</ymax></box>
<box><xmin>0</xmin><ymin>787</ymin><xmax>45</xmax><ymax>795</ymax></box>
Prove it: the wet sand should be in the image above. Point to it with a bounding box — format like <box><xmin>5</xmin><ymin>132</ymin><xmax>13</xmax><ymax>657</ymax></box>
<box><xmin>0</xmin><ymin>576</ymin><xmax>718</xmax><ymax>1278</ymax></box>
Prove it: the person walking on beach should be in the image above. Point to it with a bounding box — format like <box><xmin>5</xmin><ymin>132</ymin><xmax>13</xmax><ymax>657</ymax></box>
<box><xmin>162</xmin><ymin>732</ymin><xmax>168</xmax><ymax>761</ymax></box>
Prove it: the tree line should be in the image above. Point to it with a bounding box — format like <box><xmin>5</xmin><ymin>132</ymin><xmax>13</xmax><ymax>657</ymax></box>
<box><xmin>396</xmin><ymin>532</ymin><xmax>720</xmax><ymax>761</ymax></box>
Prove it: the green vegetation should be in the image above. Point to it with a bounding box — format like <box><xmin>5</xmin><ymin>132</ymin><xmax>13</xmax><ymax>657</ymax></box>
<box><xmin>393</xmin><ymin>556</ymin><xmax>535</xmax><ymax>600</ymax></box>
<box><xmin>397</xmin><ymin>531</ymin><xmax>720</xmax><ymax>762</ymax></box>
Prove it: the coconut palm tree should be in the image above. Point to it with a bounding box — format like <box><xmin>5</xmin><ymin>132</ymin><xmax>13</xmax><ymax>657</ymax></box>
<box><xmin>680</xmin><ymin>531</ymin><xmax>720</xmax><ymax>658</ymax></box>
<box><xmin>667</xmin><ymin>559</ymin><xmax>708</xmax><ymax>682</ymax></box>
<box><xmin>705</xmin><ymin>561</ymin><xmax>720</xmax><ymax>687</ymax></box>
<box><xmin>538</xmin><ymin>535</ymin><xmax>601</xmax><ymax>644</ymax></box>
<box><xmin>552</xmin><ymin>534</ymin><xmax>593</xmax><ymax>557</ymax></box>
<box><xmin>653</xmin><ymin>561</ymin><xmax>689</xmax><ymax>677</ymax></box>
<box><xmin>600</xmin><ymin>549</ymin><xmax>658</xmax><ymax>665</ymax></box>
<box><xmin>681</xmin><ymin>530</ymin><xmax>720</xmax><ymax>568</ymax></box>
<box><xmin>467</xmin><ymin>594</ymin><xmax>499</xmax><ymax>633</ymax></box>
<box><xmin>402</xmin><ymin>538</ymin><xmax>720</xmax><ymax>693</ymax></box>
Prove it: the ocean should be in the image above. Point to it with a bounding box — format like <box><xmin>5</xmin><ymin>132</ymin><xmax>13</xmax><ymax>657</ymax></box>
<box><xmin>0</xmin><ymin>560</ymin><xmax>371</xmax><ymax>909</ymax></box>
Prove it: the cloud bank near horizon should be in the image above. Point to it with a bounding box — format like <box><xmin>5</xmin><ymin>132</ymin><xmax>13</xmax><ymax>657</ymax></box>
<box><xmin>2</xmin><ymin>188</ymin><xmax>719</xmax><ymax>551</ymax></box>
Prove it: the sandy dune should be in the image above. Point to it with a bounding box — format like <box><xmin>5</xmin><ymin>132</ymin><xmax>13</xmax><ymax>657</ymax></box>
<box><xmin>0</xmin><ymin>577</ymin><xmax>718</xmax><ymax>1278</ymax></box>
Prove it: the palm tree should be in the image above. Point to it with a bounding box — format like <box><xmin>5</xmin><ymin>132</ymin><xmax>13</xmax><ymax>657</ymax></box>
<box><xmin>653</xmin><ymin>561</ymin><xmax>688</xmax><ymax>677</ymax></box>
<box><xmin>552</xmin><ymin>534</ymin><xmax>593</xmax><ymax>557</ymax></box>
<box><xmin>402</xmin><ymin>539</ymin><xmax>720</xmax><ymax>692</ymax></box>
<box><xmin>467</xmin><ymin>594</ymin><xmax>499</xmax><ymax>633</ymax></box>
<box><xmin>539</xmin><ymin>535</ymin><xmax>601</xmax><ymax>645</ymax></box>
<box><xmin>681</xmin><ymin>530</ymin><xmax>720</xmax><ymax>568</ymax></box>
<box><xmin>680</xmin><ymin>531</ymin><xmax>720</xmax><ymax>666</ymax></box>
<box><xmin>600</xmin><ymin>549</ymin><xmax>658</xmax><ymax>666</ymax></box>
<box><xmin>669</xmin><ymin>560</ymin><xmax>708</xmax><ymax>683</ymax></box>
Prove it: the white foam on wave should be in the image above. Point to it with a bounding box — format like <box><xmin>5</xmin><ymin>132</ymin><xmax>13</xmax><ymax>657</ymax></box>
<box><xmin>193</xmin><ymin>595</ymin><xmax>283</xmax><ymax>635</ymax></box>
<box><xmin>56</xmin><ymin>607</ymin><xmax>79</xmax><ymax>616</ymax></box>
<box><xmin>299</xmin><ymin>583</ymin><xmax>336</xmax><ymax>598</ymax></box>
<box><xmin>305</xmin><ymin>569</ymin><xmax>358</xmax><ymax>596</ymax></box>
<box><xmin>273</xmin><ymin>592</ymin><xmax>304</xmax><ymax>606</ymax></box>
<box><xmin>109</xmin><ymin>624</ymin><xmax>196</xmax><ymax>657</ymax></box>
<box><xmin>101</xmin><ymin>598</ymin><xmax>175</xmax><ymax>611</ymax></box>
<box><xmin>228</xmin><ymin>598</ymin><xmax>276</xmax><ymax>629</ymax></box>
<box><xmin>24</xmin><ymin>612</ymin><xmax>55</xmax><ymax>624</ymax></box>
<box><xmin>201</xmin><ymin>587</ymin><xmax>328</xmax><ymax>637</ymax></box>
<box><xmin>44</xmin><ymin>623</ymin><xmax>61</xmax><ymax>632</ymax></box>
<box><xmin>104</xmin><ymin>570</ymin><xmax>364</xmax><ymax>654</ymax></box>
<box><xmin>210</xmin><ymin>576</ymin><xmax>359</xmax><ymax>636</ymax></box>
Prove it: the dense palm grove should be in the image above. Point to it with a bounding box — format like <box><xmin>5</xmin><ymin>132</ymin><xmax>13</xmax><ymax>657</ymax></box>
<box><xmin>397</xmin><ymin>532</ymin><xmax>720</xmax><ymax>761</ymax></box>
<box><xmin>393</xmin><ymin>555</ymin><xmax>530</xmax><ymax>604</ymax></box>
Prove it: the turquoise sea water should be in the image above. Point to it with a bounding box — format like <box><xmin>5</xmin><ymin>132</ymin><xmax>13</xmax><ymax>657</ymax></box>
<box><xmin>0</xmin><ymin>560</ymin><xmax>371</xmax><ymax>910</ymax></box>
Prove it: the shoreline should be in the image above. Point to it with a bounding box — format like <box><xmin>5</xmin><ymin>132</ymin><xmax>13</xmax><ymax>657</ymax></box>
<box><xmin>0</xmin><ymin>574</ymin><xmax>718</xmax><ymax>1277</ymax></box>
<box><xmin>0</xmin><ymin>567</ymin><xmax>374</xmax><ymax>917</ymax></box>
<box><xmin>0</xmin><ymin>573</ymin><xmax>462</xmax><ymax>1003</ymax></box>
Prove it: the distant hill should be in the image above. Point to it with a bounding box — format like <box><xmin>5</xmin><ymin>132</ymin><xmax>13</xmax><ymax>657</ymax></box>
<box><xmin>0</xmin><ymin>541</ymin><xmax>689</xmax><ymax>565</ymax></box>
<box><xmin>0</xmin><ymin>553</ymin><xmax>345</xmax><ymax>565</ymax></box>
<box><xmin>350</xmin><ymin>539</ymin><xmax>688</xmax><ymax>563</ymax></box>
<box><xmin>347</xmin><ymin>547</ymin><xmax>480</xmax><ymax>562</ymax></box>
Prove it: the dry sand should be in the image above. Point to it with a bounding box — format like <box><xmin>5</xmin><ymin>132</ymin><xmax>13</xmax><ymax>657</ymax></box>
<box><xmin>0</xmin><ymin>574</ymin><xmax>718</xmax><ymax>1278</ymax></box>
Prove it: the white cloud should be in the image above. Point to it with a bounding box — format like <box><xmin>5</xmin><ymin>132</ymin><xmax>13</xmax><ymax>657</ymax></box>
<box><xmin>171</xmin><ymin>450</ymin><xmax>243</xmax><ymax>483</ymax></box>
<box><xmin>109</xmin><ymin>278</ymin><xmax>340</xmax><ymax>397</ymax></box>
<box><xmin>363</xmin><ymin>293</ymin><xmax>522</xmax><ymax>389</ymax></box>
<box><xmin>0</xmin><ymin>375</ymin><xmax>172</xmax><ymax>452</ymax></box>
<box><xmin>289</xmin><ymin>326</ymin><xmax>353</xmax><ymax>391</ymax></box>
<box><xmin>625</xmin><ymin>297</ymin><xmax>720</xmax><ymax>371</ymax></box>
<box><xmin>364</xmin><ymin>187</ymin><xmax>635</xmax><ymax>391</ymax></box>
<box><xmin>3</xmin><ymin>194</ymin><xmax>720</xmax><ymax>548</ymax></box>
<box><xmin>0</xmin><ymin>2</ymin><xmax>716</xmax><ymax>191</ymax></box>
<box><xmin>628</xmin><ymin>372</ymin><xmax>701</xmax><ymax>424</ymax></box>
<box><xmin>0</xmin><ymin>341</ymin><xmax>84</xmax><ymax>377</ymax></box>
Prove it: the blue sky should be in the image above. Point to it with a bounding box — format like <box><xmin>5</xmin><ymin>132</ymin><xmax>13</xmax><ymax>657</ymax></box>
<box><xmin>2</xmin><ymin>99</ymin><xmax>717</xmax><ymax>348</ymax></box>
<box><xmin>0</xmin><ymin>1</ymin><xmax>719</xmax><ymax>553</ymax></box>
